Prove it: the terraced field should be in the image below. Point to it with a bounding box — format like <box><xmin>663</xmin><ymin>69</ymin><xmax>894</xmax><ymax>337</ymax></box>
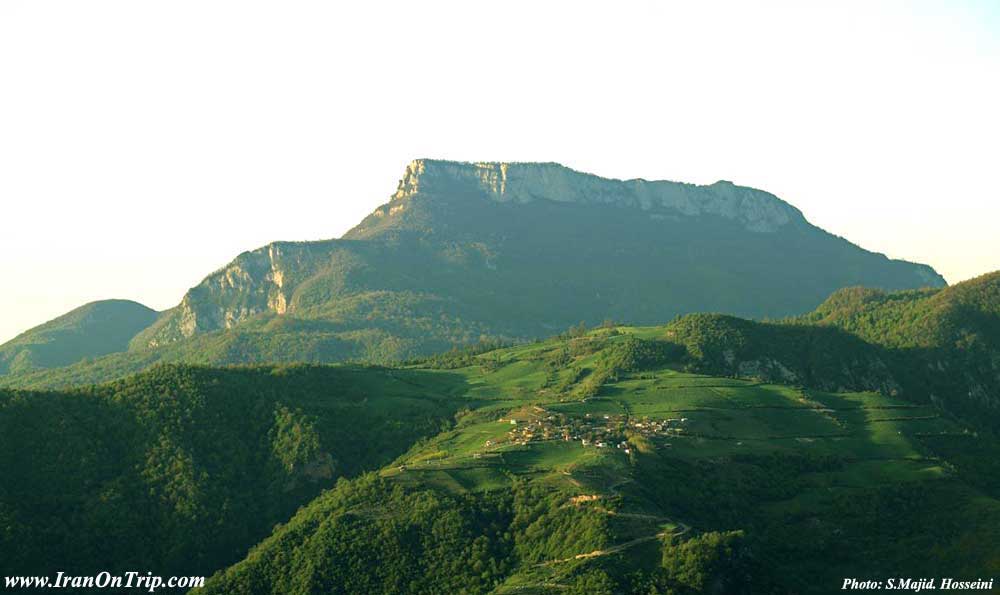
<box><xmin>391</xmin><ymin>329</ymin><xmax>964</xmax><ymax>482</ymax></box>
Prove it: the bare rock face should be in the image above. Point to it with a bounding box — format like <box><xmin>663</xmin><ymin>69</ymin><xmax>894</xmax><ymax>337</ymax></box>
<box><xmin>383</xmin><ymin>159</ymin><xmax>804</xmax><ymax>233</ymax></box>
<box><xmin>133</xmin><ymin>241</ymin><xmax>332</xmax><ymax>348</ymax></box>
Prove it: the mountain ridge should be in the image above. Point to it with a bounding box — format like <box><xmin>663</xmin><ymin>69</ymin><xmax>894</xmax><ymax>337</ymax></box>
<box><xmin>137</xmin><ymin>159</ymin><xmax>943</xmax><ymax>350</ymax></box>
<box><xmin>0</xmin><ymin>160</ymin><xmax>947</xmax><ymax>380</ymax></box>
<box><xmin>349</xmin><ymin>159</ymin><xmax>808</xmax><ymax>235</ymax></box>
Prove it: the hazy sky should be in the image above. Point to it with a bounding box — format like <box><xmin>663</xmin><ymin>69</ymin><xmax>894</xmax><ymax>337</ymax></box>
<box><xmin>1</xmin><ymin>1</ymin><xmax>998</xmax><ymax>344</ymax></box>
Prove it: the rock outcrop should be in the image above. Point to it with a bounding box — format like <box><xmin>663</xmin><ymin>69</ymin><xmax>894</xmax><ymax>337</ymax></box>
<box><xmin>362</xmin><ymin>159</ymin><xmax>804</xmax><ymax>233</ymax></box>
<box><xmin>132</xmin><ymin>241</ymin><xmax>336</xmax><ymax>348</ymax></box>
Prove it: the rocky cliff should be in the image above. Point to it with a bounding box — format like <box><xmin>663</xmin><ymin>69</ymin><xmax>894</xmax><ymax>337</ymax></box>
<box><xmin>349</xmin><ymin>159</ymin><xmax>806</xmax><ymax>236</ymax></box>
<box><xmin>131</xmin><ymin>241</ymin><xmax>336</xmax><ymax>348</ymax></box>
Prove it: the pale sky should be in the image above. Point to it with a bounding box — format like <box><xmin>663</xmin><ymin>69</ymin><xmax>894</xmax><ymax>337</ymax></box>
<box><xmin>1</xmin><ymin>1</ymin><xmax>998</xmax><ymax>344</ymax></box>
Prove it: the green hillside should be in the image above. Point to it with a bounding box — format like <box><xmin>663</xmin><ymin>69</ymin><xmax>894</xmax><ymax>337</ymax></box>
<box><xmin>0</xmin><ymin>364</ymin><xmax>464</xmax><ymax>583</ymax></box>
<box><xmin>0</xmin><ymin>160</ymin><xmax>944</xmax><ymax>386</ymax></box>
<box><xmin>199</xmin><ymin>328</ymin><xmax>1000</xmax><ymax>594</ymax></box>
<box><xmin>0</xmin><ymin>300</ymin><xmax>157</xmax><ymax>375</ymax></box>
<box><xmin>4</xmin><ymin>322</ymin><xmax>997</xmax><ymax>593</ymax></box>
<box><xmin>665</xmin><ymin>271</ymin><xmax>1000</xmax><ymax>429</ymax></box>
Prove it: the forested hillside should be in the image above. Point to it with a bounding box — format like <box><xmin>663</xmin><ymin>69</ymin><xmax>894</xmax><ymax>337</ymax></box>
<box><xmin>0</xmin><ymin>364</ymin><xmax>463</xmax><ymax>583</ymax></box>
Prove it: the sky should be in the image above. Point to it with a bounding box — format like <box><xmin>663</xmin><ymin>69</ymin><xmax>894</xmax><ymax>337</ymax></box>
<box><xmin>1</xmin><ymin>1</ymin><xmax>998</xmax><ymax>344</ymax></box>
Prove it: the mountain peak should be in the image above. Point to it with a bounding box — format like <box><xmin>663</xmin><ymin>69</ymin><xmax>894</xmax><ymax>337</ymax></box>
<box><xmin>387</xmin><ymin>159</ymin><xmax>805</xmax><ymax>233</ymax></box>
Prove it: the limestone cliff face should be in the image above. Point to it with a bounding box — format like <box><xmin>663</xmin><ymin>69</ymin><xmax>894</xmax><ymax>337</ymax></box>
<box><xmin>361</xmin><ymin>159</ymin><xmax>806</xmax><ymax>233</ymax></box>
<box><xmin>132</xmin><ymin>242</ymin><xmax>333</xmax><ymax>349</ymax></box>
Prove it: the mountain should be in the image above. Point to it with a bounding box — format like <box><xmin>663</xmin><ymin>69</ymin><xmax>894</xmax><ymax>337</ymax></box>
<box><xmin>0</xmin><ymin>299</ymin><xmax>157</xmax><ymax>375</ymax></box>
<box><xmin>0</xmin><ymin>160</ymin><xmax>946</xmax><ymax>388</ymax></box>
<box><xmin>136</xmin><ymin>159</ymin><xmax>944</xmax><ymax>350</ymax></box>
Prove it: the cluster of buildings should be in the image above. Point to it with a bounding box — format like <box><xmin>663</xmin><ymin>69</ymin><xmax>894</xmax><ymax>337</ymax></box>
<box><xmin>490</xmin><ymin>407</ymin><xmax>690</xmax><ymax>454</ymax></box>
<box><xmin>626</xmin><ymin>416</ymin><xmax>689</xmax><ymax>436</ymax></box>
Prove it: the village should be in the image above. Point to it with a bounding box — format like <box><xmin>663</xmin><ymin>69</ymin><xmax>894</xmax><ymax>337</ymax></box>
<box><xmin>489</xmin><ymin>406</ymin><xmax>689</xmax><ymax>454</ymax></box>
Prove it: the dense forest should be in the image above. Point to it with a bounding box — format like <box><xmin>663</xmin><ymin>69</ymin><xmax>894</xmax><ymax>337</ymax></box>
<box><xmin>0</xmin><ymin>364</ymin><xmax>462</xmax><ymax>583</ymax></box>
<box><xmin>200</xmin><ymin>474</ymin><xmax>771</xmax><ymax>595</ymax></box>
